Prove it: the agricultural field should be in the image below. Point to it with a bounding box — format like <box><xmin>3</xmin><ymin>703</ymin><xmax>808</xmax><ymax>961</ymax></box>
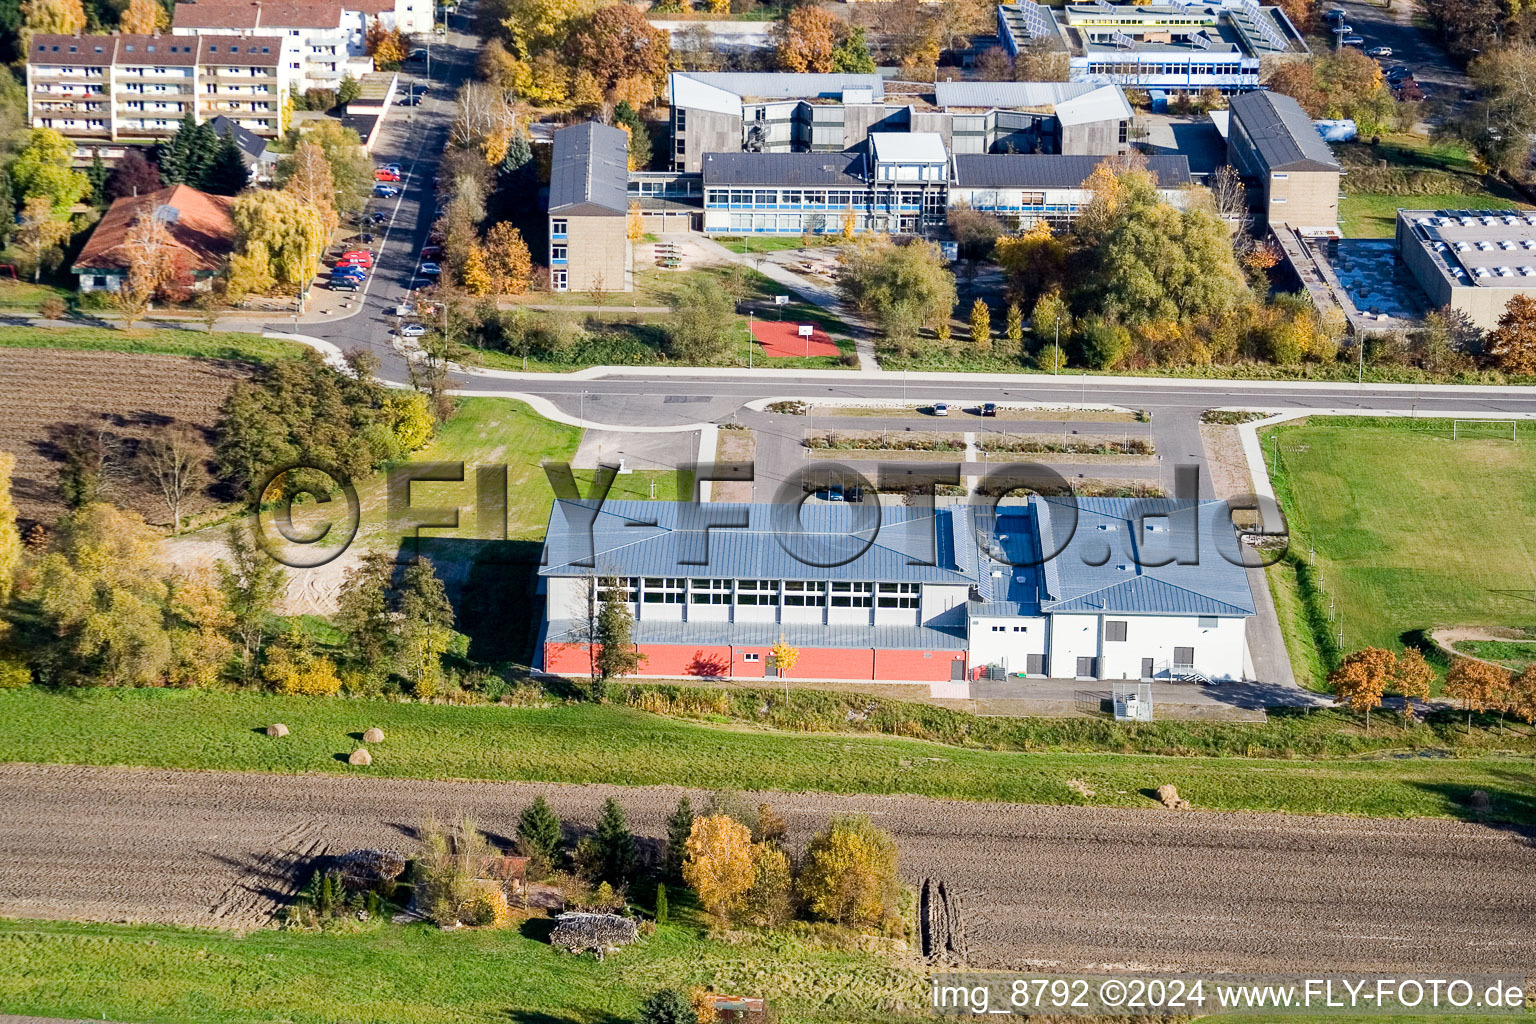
<box><xmin>1</xmin><ymin>689</ymin><xmax>1532</xmax><ymax>821</ymax></box>
<box><xmin>0</xmin><ymin>343</ymin><xmax>262</xmax><ymax>526</ymax></box>
<box><xmin>1262</xmin><ymin>417</ymin><xmax>1536</xmax><ymax>689</ymax></box>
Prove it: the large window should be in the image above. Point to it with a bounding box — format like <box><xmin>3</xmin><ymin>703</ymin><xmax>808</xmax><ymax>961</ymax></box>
<box><xmin>736</xmin><ymin>580</ymin><xmax>778</xmax><ymax>606</ymax></box>
<box><xmin>877</xmin><ymin>582</ymin><xmax>918</xmax><ymax>609</ymax></box>
<box><xmin>783</xmin><ymin>581</ymin><xmax>826</xmax><ymax>607</ymax></box>
<box><xmin>690</xmin><ymin>579</ymin><xmax>732</xmax><ymax>605</ymax></box>
<box><xmin>1105</xmin><ymin>620</ymin><xmax>1128</xmax><ymax>642</ymax></box>
<box><xmin>830</xmin><ymin>582</ymin><xmax>873</xmax><ymax>608</ymax></box>
<box><xmin>601</xmin><ymin>577</ymin><xmax>639</xmax><ymax>603</ymax></box>
<box><xmin>550</xmin><ymin>218</ymin><xmax>567</xmax><ymax>235</ymax></box>
<box><xmin>642</xmin><ymin>577</ymin><xmax>685</xmax><ymax>604</ymax></box>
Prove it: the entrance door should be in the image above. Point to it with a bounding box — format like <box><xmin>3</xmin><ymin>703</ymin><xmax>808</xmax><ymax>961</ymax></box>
<box><xmin>1141</xmin><ymin>657</ymin><xmax>1155</xmax><ymax>680</ymax></box>
<box><xmin>951</xmin><ymin>659</ymin><xmax>965</xmax><ymax>681</ymax></box>
<box><xmin>765</xmin><ymin>657</ymin><xmax>778</xmax><ymax>678</ymax></box>
<box><xmin>1076</xmin><ymin>656</ymin><xmax>1097</xmax><ymax>678</ymax></box>
<box><xmin>1026</xmin><ymin>653</ymin><xmax>1045</xmax><ymax>676</ymax></box>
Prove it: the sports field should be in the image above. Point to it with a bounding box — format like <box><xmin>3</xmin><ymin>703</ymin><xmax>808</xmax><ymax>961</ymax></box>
<box><xmin>1263</xmin><ymin>416</ymin><xmax>1536</xmax><ymax>688</ymax></box>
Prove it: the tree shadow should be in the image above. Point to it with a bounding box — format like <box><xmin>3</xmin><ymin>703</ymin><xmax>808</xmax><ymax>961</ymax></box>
<box><xmin>1408</xmin><ymin>779</ymin><xmax>1536</xmax><ymax>838</ymax></box>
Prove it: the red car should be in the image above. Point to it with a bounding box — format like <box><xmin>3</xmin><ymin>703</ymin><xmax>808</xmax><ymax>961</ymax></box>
<box><xmin>373</xmin><ymin>169</ymin><xmax>400</xmax><ymax>182</ymax></box>
<box><xmin>338</xmin><ymin>252</ymin><xmax>373</xmax><ymax>267</ymax></box>
<box><xmin>419</xmin><ymin>245</ymin><xmax>442</xmax><ymax>259</ymax></box>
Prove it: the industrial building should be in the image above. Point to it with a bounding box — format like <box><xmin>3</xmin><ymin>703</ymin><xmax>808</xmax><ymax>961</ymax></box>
<box><xmin>537</xmin><ymin>497</ymin><xmax>1256</xmax><ymax>689</ymax></box>
<box><xmin>26</xmin><ymin>32</ymin><xmax>297</xmax><ymax>144</ymax></box>
<box><xmin>667</xmin><ymin>71</ymin><xmax>1134</xmax><ymax>173</ymax></box>
<box><xmin>1225</xmin><ymin>89</ymin><xmax>1340</xmax><ymax>232</ymax></box>
<box><xmin>547</xmin><ymin>121</ymin><xmax>633</xmax><ymax>293</ymax></box>
<box><xmin>1396</xmin><ymin>209</ymin><xmax>1536</xmax><ymax>329</ymax></box>
<box><xmin>997</xmin><ymin>0</ymin><xmax>1308</xmax><ymax>94</ymax></box>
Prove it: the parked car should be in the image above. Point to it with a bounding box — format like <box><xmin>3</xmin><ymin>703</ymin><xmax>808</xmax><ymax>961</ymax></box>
<box><xmin>372</xmin><ymin>212</ymin><xmax>391</xmax><ymax>223</ymax></box>
<box><xmin>405</xmin><ymin>47</ymin><xmax>426</xmax><ymax>62</ymax></box>
<box><xmin>1394</xmin><ymin>79</ymin><xmax>1425</xmax><ymax>102</ymax></box>
<box><xmin>330</xmin><ymin>278</ymin><xmax>359</xmax><ymax>292</ymax></box>
<box><xmin>420</xmin><ymin>245</ymin><xmax>443</xmax><ymax>259</ymax></box>
<box><xmin>1323</xmin><ymin>7</ymin><xmax>1347</xmax><ymax>20</ymax></box>
<box><xmin>1366</xmin><ymin>46</ymin><xmax>1392</xmax><ymax>58</ymax></box>
<box><xmin>1340</xmin><ymin>34</ymin><xmax>1364</xmax><ymax>46</ymax></box>
<box><xmin>399</xmin><ymin>323</ymin><xmax>427</xmax><ymax>337</ymax></box>
<box><xmin>338</xmin><ymin>251</ymin><xmax>373</xmax><ymax>264</ymax></box>
<box><xmin>383</xmin><ymin>163</ymin><xmax>401</xmax><ymax>175</ymax></box>
<box><xmin>373</xmin><ymin>185</ymin><xmax>400</xmax><ymax>198</ymax></box>
<box><xmin>932</xmin><ymin>402</ymin><xmax>949</xmax><ymax>417</ymax></box>
<box><xmin>418</xmin><ymin>261</ymin><xmax>442</xmax><ymax>276</ymax></box>
<box><xmin>333</xmin><ymin>266</ymin><xmax>367</xmax><ymax>279</ymax></box>
<box><xmin>392</xmin><ymin>303</ymin><xmax>416</xmax><ymax>317</ymax></box>
<box><xmin>373</xmin><ymin>168</ymin><xmax>400</xmax><ymax>182</ymax></box>
<box><xmin>981</xmin><ymin>402</ymin><xmax>998</xmax><ymax>417</ymax></box>
<box><xmin>1386</xmin><ymin>65</ymin><xmax>1412</xmax><ymax>82</ymax></box>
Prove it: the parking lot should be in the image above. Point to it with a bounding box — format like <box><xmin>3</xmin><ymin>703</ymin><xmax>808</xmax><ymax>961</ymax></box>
<box><xmin>1324</xmin><ymin>0</ymin><xmax>1472</xmax><ymax>109</ymax></box>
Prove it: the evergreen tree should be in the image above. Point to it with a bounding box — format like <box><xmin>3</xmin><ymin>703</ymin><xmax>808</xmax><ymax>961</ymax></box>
<box><xmin>185</xmin><ymin>120</ymin><xmax>220</xmax><ymax>189</ymax></box>
<box><xmin>86</xmin><ymin>148</ymin><xmax>108</xmax><ymax>206</ymax></box>
<box><xmin>654</xmin><ymin>881</ymin><xmax>668</xmax><ymax>924</ymax></box>
<box><xmin>156</xmin><ymin>113</ymin><xmax>198</xmax><ymax>185</ymax></box>
<box><xmin>637</xmin><ymin>989</ymin><xmax>697</xmax><ymax>1024</ymax></box>
<box><xmin>498</xmin><ymin>131</ymin><xmax>534</xmax><ymax>185</ymax></box>
<box><xmin>594</xmin><ymin>577</ymin><xmax>642</xmax><ymax>681</ymax></box>
<box><xmin>516</xmin><ymin>795</ymin><xmax>563</xmax><ymax>868</ymax></box>
<box><xmin>664</xmin><ymin>795</ymin><xmax>693</xmax><ymax>882</ymax></box>
<box><xmin>203</xmin><ymin>128</ymin><xmax>250</xmax><ymax>196</ymax></box>
<box><xmin>593</xmin><ymin>796</ymin><xmax>636</xmax><ymax>884</ymax></box>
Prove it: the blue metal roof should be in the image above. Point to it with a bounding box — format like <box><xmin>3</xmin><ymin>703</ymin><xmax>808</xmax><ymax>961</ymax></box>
<box><xmin>540</xmin><ymin>498</ymin><xmax>1254</xmax><ymax>617</ymax></box>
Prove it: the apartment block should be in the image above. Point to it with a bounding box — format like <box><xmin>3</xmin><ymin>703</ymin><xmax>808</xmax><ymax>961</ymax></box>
<box><xmin>27</xmin><ymin>33</ymin><xmax>297</xmax><ymax>144</ymax></box>
<box><xmin>172</xmin><ymin>1</ymin><xmax>372</xmax><ymax>93</ymax></box>
<box><xmin>548</xmin><ymin>121</ymin><xmax>632</xmax><ymax>293</ymax></box>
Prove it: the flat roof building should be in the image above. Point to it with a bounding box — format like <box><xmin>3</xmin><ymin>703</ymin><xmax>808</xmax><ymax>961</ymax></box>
<box><xmin>1397</xmin><ymin>209</ymin><xmax>1536</xmax><ymax>329</ymax></box>
<box><xmin>950</xmin><ymin>153</ymin><xmax>1193</xmax><ymax>228</ymax></box>
<box><xmin>537</xmin><ymin>497</ymin><xmax>1255</xmax><ymax>689</ymax></box>
<box><xmin>668</xmin><ymin>71</ymin><xmax>1133</xmax><ymax>173</ymax></box>
<box><xmin>1226</xmin><ymin>89</ymin><xmax>1340</xmax><ymax>232</ymax></box>
<box><xmin>998</xmin><ymin>0</ymin><xmax>1308</xmax><ymax>94</ymax></box>
<box><xmin>548</xmin><ymin>121</ymin><xmax>632</xmax><ymax>293</ymax></box>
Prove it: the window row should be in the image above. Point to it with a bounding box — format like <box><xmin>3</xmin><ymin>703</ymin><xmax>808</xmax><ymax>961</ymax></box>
<box><xmin>602</xmin><ymin>578</ymin><xmax>921</xmax><ymax>609</ymax></box>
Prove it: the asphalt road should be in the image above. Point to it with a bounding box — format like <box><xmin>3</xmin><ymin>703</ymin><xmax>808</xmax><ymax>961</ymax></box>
<box><xmin>1</xmin><ymin>764</ymin><xmax>1531</xmax><ymax>974</ymax></box>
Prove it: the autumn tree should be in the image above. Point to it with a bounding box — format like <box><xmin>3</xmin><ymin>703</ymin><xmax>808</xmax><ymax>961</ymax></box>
<box><xmin>0</xmin><ymin>452</ymin><xmax>19</xmax><ymax>609</ymax></box>
<box><xmin>1329</xmin><ymin>646</ymin><xmax>1396</xmax><ymax>729</ymax></box>
<box><xmin>1508</xmin><ymin>664</ymin><xmax>1536</xmax><ymax>725</ymax></box>
<box><xmin>231</xmin><ymin>189</ymin><xmax>326</xmax><ymax>294</ymax></box>
<box><xmin>1487</xmin><ymin>294</ymin><xmax>1536</xmax><ymax>375</ymax></box>
<box><xmin>769</xmin><ymin>635</ymin><xmax>800</xmax><ymax>678</ymax></box>
<box><xmin>743</xmin><ymin>842</ymin><xmax>794</xmax><ymax>927</ymax></box>
<box><xmin>969</xmin><ymin>298</ymin><xmax>991</xmax><ymax>352</ymax></box>
<box><xmin>461</xmin><ymin>243</ymin><xmax>492</xmax><ymax>296</ymax></box>
<box><xmin>19</xmin><ymin>0</ymin><xmax>84</xmax><ymax>47</ymax></box>
<box><xmin>498</xmin><ymin>0</ymin><xmax>602</xmax><ymax>58</ymax></box>
<box><xmin>1391</xmin><ymin>648</ymin><xmax>1435</xmax><ymax>721</ymax></box>
<box><xmin>365</xmin><ymin>18</ymin><xmax>410</xmax><ymax>68</ymax></box>
<box><xmin>682</xmin><ymin>814</ymin><xmax>755</xmax><ymax>920</ymax></box>
<box><xmin>994</xmin><ymin>219</ymin><xmax>1067</xmax><ymax>307</ymax></box>
<box><xmin>34</xmin><ymin>503</ymin><xmax>172</xmax><ymax>687</ymax></box>
<box><xmin>118</xmin><ymin>0</ymin><xmax>162</xmax><ymax>34</ymax></box>
<box><xmin>837</xmin><ymin>238</ymin><xmax>957</xmax><ymax>341</ymax></box>
<box><xmin>775</xmin><ymin>4</ymin><xmax>840</xmax><ymax>73</ymax></box>
<box><xmin>1444</xmin><ymin>657</ymin><xmax>1512</xmax><ymax>728</ymax></box>
<box><xmin>168</xmin><ymin>565</ymin><xmax>235</xmax><ymax>687</ymax></box>
<box><xmin>1462</xmin><ymin>44</ymin><xmax>1536</xmax><ymax>174</ymax></box>
<box><xmin>13</xmin><ymin>196</ymin><xmax>70</xmax><ymax>283</ymax></box>
<box><xmin>9</xmin><ymin>127</ymin><xmax>90</xmax><ymax>213</ymax></box>
<box><xmin>483</xmin><ymin>222</ymin><xmax>532</xmax><ymax>296</ymax></box>
<box><xmin>796</xmin><ymin>815</ymin><xmax>900</xmax><ymax>929</ymax></box>
<box><xmin>279</xmin><ymin>141</ymin><xmax>339</xmax><ymax>238</ymax></box>
<box><xmin>667</xmin><ymin>275</ymin><xmax>737</xmax><ymax>364</ymax></box>
<box><xmin>564</xmin><ymin>3</ymin><xmax>669</xmax><ymax>93</ymax></box>
<box><xmin>595</xmin><ymin>576</ymin><xmax>644</xmax><ymax>681</ymax></box>
<box><xmin>1004</xmin><ymin>301</ymin><xmax>1024</xmax><ymax>356</ymax></box>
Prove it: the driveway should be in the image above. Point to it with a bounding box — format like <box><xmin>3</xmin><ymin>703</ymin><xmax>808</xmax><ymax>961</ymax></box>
<box><xmin>1325</xmin><ymin>1</ymin><xmax>1471</xmax><ymax>106</ymax></box>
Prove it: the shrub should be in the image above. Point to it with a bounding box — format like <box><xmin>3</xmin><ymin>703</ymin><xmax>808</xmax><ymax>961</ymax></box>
<box><xmin>654</xmin><ymin>881</ymin><xmax>669</xmax><ymax>924</ymax></box>
<box><xmin>38</xmin><ymin>297</ymin><xmax>66</xmax><ymax>320</ymax></box>
<box><xmin>638</xmin><ymin>988</ymin><xmax>699</xmax><ymax>1024</ymax></box>
<box><xmin>0</xmin><ymin>654</ymin><xmax>31</xmax><ymax>689</ymax></box>
<box><xmin>261</xmin><ymin>630</ymin><xmax>342</xmax><ymax>696</ymax></box>
<box><xmin>461</xmin><ymin>884</ymin><xmax>512</xmax><ymax>927</ymax></box>
<box><xmin>796</xmin><ymin>815</ymin><xmax>901</xmax><ymax>930</ymax></box>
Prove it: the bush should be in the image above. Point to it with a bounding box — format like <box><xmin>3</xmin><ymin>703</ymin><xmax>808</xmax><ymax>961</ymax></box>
<box><xmin>638</xmin><ymin>988</ymin><xmax>699</xmax><ymax>1024</ymax></box>
<box><xmin>461</xmin><ymin>884</ymin><xmax>512</xmax><ymax>926</ymax></box>
<box><xmin>795</xmin><ymin>815</ymin><xmax>901</xmax><ymax>930</ymax></box>
<box><xmin>0</xmin><ymin>654</ymin><xmax>31</xmax><ymax>689</ymax></box>
<box><xmin>261</xmin><ymin>630</ymin><xmax>342</xmax><ymax>696</ymax></box>
<box><xmin>38</xmin><ymin>297</ymin><xmax>65</xmax><ymax>320</ymax></box>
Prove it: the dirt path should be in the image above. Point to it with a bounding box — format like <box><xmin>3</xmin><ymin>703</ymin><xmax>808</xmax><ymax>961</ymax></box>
<box><xmin>0</xmin><ymin>764</ymin><xmax>1531</xmax><ymax>974</ymax></box>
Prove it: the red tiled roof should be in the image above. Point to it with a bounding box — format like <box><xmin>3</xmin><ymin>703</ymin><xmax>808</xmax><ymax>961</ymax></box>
<box><xmin>74</xmin><ymin>185</ymin><xmax>239</xmax><ymax>273</ymax></box>
<box><xmin>173</xmin><ymin>1</ymin><xmax>345</xmax><ymax>30</ymax></box>
<box><xmin>29</xmin><ymin>32</ymin><xmax>284</xmax><ymax>67</ymax></box>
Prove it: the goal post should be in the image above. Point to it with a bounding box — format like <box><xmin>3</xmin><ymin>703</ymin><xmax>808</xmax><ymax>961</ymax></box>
<box><xmin>1452</xmin><ymin>418</ymin><xmax>1518</xmax><ymax>440</ymax></box>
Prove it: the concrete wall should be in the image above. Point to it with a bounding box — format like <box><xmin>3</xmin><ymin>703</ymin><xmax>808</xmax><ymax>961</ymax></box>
<box><xmin>1060</xmin><ymin>118</ymin><xmax>1125</xmax><ymax>156</ymax></box>
<box><xmin>564</xmin><ymin>214</ymin><xmax>630</xmax><ymax>293</ymax></box>
<box><xmin>676</xmin><ymin>107</ymin><xmax>740</xmax><ymax>172</ymax></box>
<box><xmin>1394</xmin><ymin>217</ymin><xmax>1536</xmax><ymax>329</ymax></box>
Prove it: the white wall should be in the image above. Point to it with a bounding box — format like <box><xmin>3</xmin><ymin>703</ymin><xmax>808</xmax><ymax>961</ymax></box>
<box><xmin>1047</xmin><ymin>613</ymin><xmax>1100</xmax><ymax>678</ymax></box>
<box><xmin>921</xmin><ymin>584</ymin><xmax>969</xmax><ymax>627</ymax></box>
<box><xmin>1096</xmin><ymin>614</ymin><xmax>1246</xmax><ymax>682</ymax></box>
<box><xmin>967</xmin><ymin>615</ymin><xmax>1047</xmax><ymax>673</ymax></box>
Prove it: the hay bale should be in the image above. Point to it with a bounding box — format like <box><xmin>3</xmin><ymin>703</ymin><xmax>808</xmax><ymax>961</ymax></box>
<box><xmin>348</xmin><ymin>748</ymin><xmax>372</xmax><ymax>766</ymax></box>
<box><xmin>363</xmin><ymin>727</ymin><xmax>385</xmax><ymax>743</ymax></box>
<box><xmin>266</xmin><ymin>723</ymin><xmax>289</xmax><ymax>737</ymax></box>
<box><xmin>1156</xmin><ymin>784</ymin><xmax>1190</xmax><ymax>810</ymax></box>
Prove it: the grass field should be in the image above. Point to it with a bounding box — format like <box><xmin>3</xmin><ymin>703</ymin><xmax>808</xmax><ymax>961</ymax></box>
<box><xmin>1</xmin><ymin>689</ymin><xmax>1532</xmax><ymax>821</ymax></box>
<box><xmin>712</xmin><ymin>235</ymin><xmax>834</xmax><ymax>255</ymax></box>
<box><xmin>1452</xmin><ymin>639</ymin><xmax>1536</xmax><ymax>670</ymax></box>
<box><xmin>1262</xmin><ymin>417</ymin><xmax>1536</xmax><ymax>689</ymax></box>
<box><xmin>0</xmin><ymin>278</ymin><xmax>73</xmax><ymax>310</ymax></box>
<box><xmin>0</xmin><ymin>324</ymin><xmax>307</xmax><ymax>363</ymax></box>
<box><xmin>0</xmin><ymin>914</ymin><xmax>918</xmax><ymax>1024</ymax></box>
<box><xmin>1338</xmin><ymin>192</ymin><xmax>1522</xmax><ymax>238</ymax></box>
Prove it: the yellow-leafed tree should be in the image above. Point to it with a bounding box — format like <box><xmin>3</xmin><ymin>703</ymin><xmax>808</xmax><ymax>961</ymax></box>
<box><xmin>484</xmin><ymin>222</ymin><xmax>533</xmax><ymax>296</ymax></box>
<box><xmin>682</xmin><ymin>814</ymin><xmax>755</xmax><ymax>919</ymax></box>
<box><xmin>796</xmin><ymin>815</ymin><xmax>901</xmax><ymax>929</ymax></box>
<box><xmin>774</xmin><ymin>4</ymin><xmax>840</xmax><ymax>73</ymax></box>
<box><xmin>769</xmin><ymin>635</ymin><xmax>799</xmax><ymax>678</ymax></box>
<box><xmin>281</xmin><ymin>141</ymin><xmax>340</xmax><ymax>238</ymax></box>
<box><xmin>969</xmin><ymin>298</ymin><xmax>991</xmax><ymax>352</ymax></box>
<box><xmin>231</xmin><ymin>189</ymin><xmax>326</xmax><ymax>290</ymax></box>
<box><xmin>118</xmin><ymin>0</ymin><xmax>164</xmax><ymax>33</ymax></box>
<box><xmin>0</xmin><ymin>452</ymin><xmax>20</xmax><ymax>609</ymax></box>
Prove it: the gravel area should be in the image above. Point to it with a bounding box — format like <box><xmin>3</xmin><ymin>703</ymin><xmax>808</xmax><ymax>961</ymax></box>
<box><xmin>0</xmin><ymin>764</ymin><xmax>1531</xmax><ymax>974</ymax></box>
